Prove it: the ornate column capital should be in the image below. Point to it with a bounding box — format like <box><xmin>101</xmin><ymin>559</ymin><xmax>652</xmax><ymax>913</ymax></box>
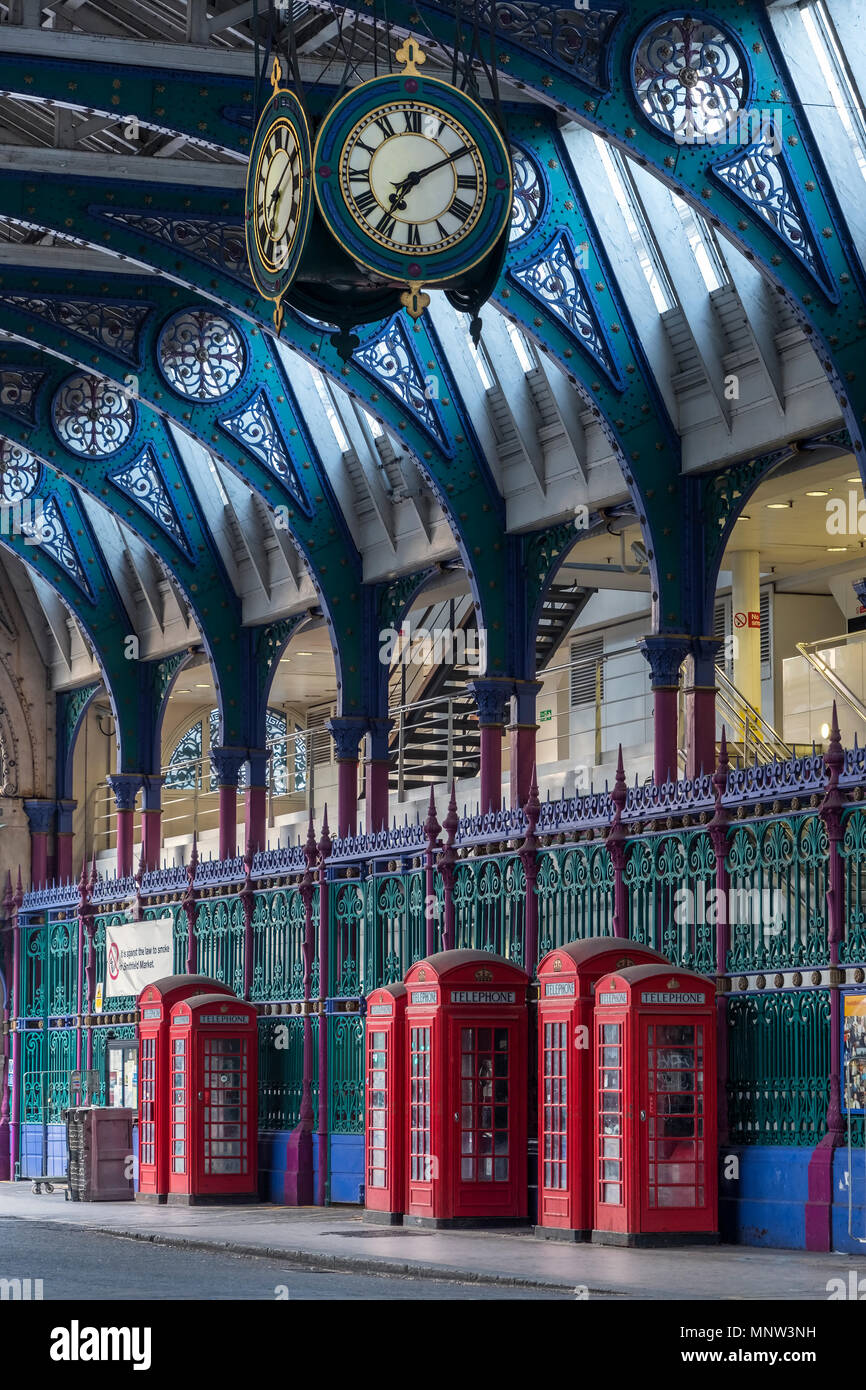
<box><xmin>686</xmin><ymin>636</ymin><xmax>724</xmax><ymax>690</ymax></box>
<box><xmin>326</xmin><ymin>716</ymin><xmax>368</xmax><ymax>762</ymax></box>
<box><xmin>23</xmin><ymin>799</ymin><xmax>56</xmax><ymax>835</ymax></box>
<box><xmin>638</xmin><ymin>633</ymin><xmax>691</xmax><ymax>689</ymax></box>
<box><xmin>105</xmin><ymin>774</ymin><xmax>144</xmax><ymax>812</ymax></box>
<box><xmin>467</xmin><ymin>677</ymin><xmax>514</xmax><ymax>727</ymax></box>
<box><xmin>209</xmin><ymin>746</ymin><xmax>246</xmax><ymax>788</ymax></box>
<box><xmin>246</xmin><ymin>747</ymin><xmax>270</xmax><ymax>787</ymax></box>
<box><xmin>366</xmin><ymin>716</ymin><xmax>394</xmax><ymax>763</ymax></box>
<box><xmin>510</xmin><ymin>678</ymin><xmax>543</xmax><ymax>728</ymax></box>
<box><xmin>140</xmin><ymin>775</ymin><xmax>165</xmax><ymax>812</ymax></box>
<box><xmin>55</xmin><ymin>799</ymin><xmax>77</xmax><ymax>836</ymax></box>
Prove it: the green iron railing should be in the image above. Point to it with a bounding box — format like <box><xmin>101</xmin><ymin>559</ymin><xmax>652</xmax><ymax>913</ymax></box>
<box><xmin>727</xmin><ymin>991</ymin><xmax>831</xmax><ymax>1147</ymax></box>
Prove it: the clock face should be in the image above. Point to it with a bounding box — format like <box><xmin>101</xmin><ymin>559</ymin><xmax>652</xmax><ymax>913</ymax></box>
<box><xmin>340</xmin><ymin>102</ymin><xmax>485</xmax><ymax>256</ymax></box>
<box><xmin>245</xmin><ymin>89</ymin><xmax>312</xmax><ymax>301</ymax></box>
<box><xmin>314</xmin><ymin>73</ymin><xmax>512</xmax><ymax>287</ymax></box>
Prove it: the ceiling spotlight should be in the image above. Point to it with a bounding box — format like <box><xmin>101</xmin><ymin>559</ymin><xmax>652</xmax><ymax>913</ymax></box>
<box><xmin>735</xmin><ymin>514</ymin><xmax>752</xmax><ymax>522</ymax></box>
<box><xmin>194</xmin><ymin>683</ymin><xmax>210</xmax><ymax>688</ymax></box>
<box><xmin>820</xmin><ymin>723</ymin><xmax>830</xmax><ymax>739</ymax></box>
<box><xmin>805</xmin><ymin>490</ymin><xmax>828</xmax><ymax>497</ymax></box>
<box><xmin>827</xmin><ymin>546</ymin><xmax>848</xmax><ymax>552</ymax></box>
<box><xmin>766</xmin><ymin>501</ymin><xmax>791</xmax><ymax>510</ymax></box>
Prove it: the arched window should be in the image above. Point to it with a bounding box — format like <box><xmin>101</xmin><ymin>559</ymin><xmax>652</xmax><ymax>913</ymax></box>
<box><xmin>166</xmin><ymin>708</ymin><xmax>290</xmax><ymax>795</ymax></box>
<box><xmin>164</xmin><ymin>721</ymin><xmax>202</xmax><ymax>790</ymax></box>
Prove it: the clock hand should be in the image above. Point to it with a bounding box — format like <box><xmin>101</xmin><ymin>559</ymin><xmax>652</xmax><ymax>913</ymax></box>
<box><xmin>388</xmin><ymin>145</ymin><xmax>473</xmax><ymax>209</ymax></box>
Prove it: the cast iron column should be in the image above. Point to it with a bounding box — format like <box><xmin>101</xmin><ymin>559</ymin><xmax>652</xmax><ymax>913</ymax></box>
<box><xmin>638</xmin><ymin>635</ymin><xmax>691</xmax><ymax>785</ymax></box>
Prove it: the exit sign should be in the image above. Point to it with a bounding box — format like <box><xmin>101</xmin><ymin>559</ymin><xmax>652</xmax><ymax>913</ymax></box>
<box><xmin>539</xmin><ymin>709</ymin><xmax>552</xmax><ymax>722</ymax></box>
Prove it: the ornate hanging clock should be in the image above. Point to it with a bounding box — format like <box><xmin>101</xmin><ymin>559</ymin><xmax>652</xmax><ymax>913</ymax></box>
<box><xmin>245</xmin><ymin>57</ymin><xmax>314</xmax><ymax>332</ymax></box>
<box><xmin>312</xmin><ymin>42</ymin><xmax>512</xmax><ymax>319</ymax></box>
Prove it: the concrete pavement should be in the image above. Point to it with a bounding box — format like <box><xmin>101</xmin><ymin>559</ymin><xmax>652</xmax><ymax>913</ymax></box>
<box><xmin>1</xmin><ymin>1183</ymin><xmax>863</xmax><ymax>1300</ymax></box>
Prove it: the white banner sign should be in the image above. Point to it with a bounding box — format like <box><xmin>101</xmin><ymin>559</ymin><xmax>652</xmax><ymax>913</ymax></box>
<box><xmin>105</xmin><ymin>915</ymin><xmax>174</xmax><ymax>998</ymax></box>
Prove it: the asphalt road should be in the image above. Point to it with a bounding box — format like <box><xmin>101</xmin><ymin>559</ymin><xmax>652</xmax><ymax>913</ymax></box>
<box><xmin>0</xmin><ymin>1218</ymin><xmax>569</xmax><ymax>1300</ymax></box>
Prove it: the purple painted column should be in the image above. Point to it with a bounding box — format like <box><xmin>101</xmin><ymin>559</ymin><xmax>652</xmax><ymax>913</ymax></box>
<box><xmin>24</xmin><ymin>800</ymin><xmax>55</xmax><ymax>889</ymax></box>
<box><xmin>518</xmin><ymin>767</ymin><xmax>541</xmax><ymax>973</ymax></box>
<box><xmin>140</xmin><ymin>776</ymin><xmax>165</xmax><ymax>872</ymax></box>
<box><xmin>509</xmin><ymin>681</ymin><xmax>543</xmax><ymax>813</ymax></box>
<box><xmin>709</xmin><ymin>731</ymin><xmax>731</xmax><ymax>1145</ymax></box>
<box><xmin>9</xmin><ymin>869</ymin><xmax>23</xmax><ymax>1178</ymax></box>
<box><xmin>437</xmin><ymin>783</ymin><xmax>459</xmax><ymax>952</ymax></box>
<box><xmin>55</xmin><ymin>799</ymin><xmax>77</xmax><ymax>885</ymax></box>
<box><xmin>807</xmin><ymin>705</ymin><xmax>846</xmax><ymax>1251</ymax></box>
<box><xmin>423</xmin><ymin>788</ymin><xmax>441</xmax><ymax>958</ymax></box>
<box><xmin>364</xmin><ymin>718</ymin><xmax>392</xmax><ymax>835</ymax></box>
<box><xmin>210</xmin><ymin>748</ymin><xmax>246</xmax><ymax>862</ymax></box>
<box><xmin>75</xmin><ymin>860</ymin><xmax>89</xmax><ymax>1071</ymax></box>
<box><xmin>606</xmin><ymin>746</ymin><xmax>628</xmax><ymax>938</ymax></box>
<box><xmin>83</xmin><ymin>858</ymin><xmax>98</xmax><ymax>1054</ymax></box>
<box><xmin>182</xmin><ymin>839</ymin><xmax>199</xmax><ymax>975</ymax></box>
<box><xmin>326</xmin><ymin>717</ymin><xmax>367</xmax><ymax>841</ymax></box>
<box><xmin>241</xmin><ymin>846</ymin><xmax>255</xmax><ymax>1001</ymax></box>
<box><xmin>638</xmin><ymin>636</ymin><xmax>690</xmax><ymax>786</ymax></box>
<box><xmin>106</xmin><ymin>775</ymin><xmax>143</xmax><ymax>880</ymax></box>
<box><xmin>684</xmin><ymin>638</ymin><xmax>723</xmax><ymax>780</ymax></box>
<box><xmin>244</xmin><ymin>748</ymin><xmax>269</xmax><ymax>855</ymax></box>
<box><xmin>316</xmin><ymin>810</ymin><xmax>332</xmax><ymax>1206</ymax></box>
<box><xmin>286</xmin><ymin>815</ymin><xmax>316</xmax><ymax>1205</ymax></box>
<box><xmin>0</xmin><ymin>872</ymin><xmax>14</xmax><ymax>1180</ymax></box>
<box><xmin>468</xmin><ymin>679</ymin><xmax>512</xmax><ymax>814</ymax></box>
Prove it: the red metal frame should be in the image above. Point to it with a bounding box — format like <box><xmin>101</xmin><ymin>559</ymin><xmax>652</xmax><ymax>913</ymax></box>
<box><xmin>167</xmin><ymin>992</ymin><xmax>258</xmax><ymax>1204</ymax></box>
<box><xmin>535</xmin><ymin>939</ymin><xmax>667</xmax><ymax>1240</ymax></box>
<box><xmin>364</xmin><ymin>982</ymin><xmax>407</xmax><ymax>1223</ymax></box>
<box><xmin>592</xmin><ymin>964</ymin><xmax>718</xmax><ymax>1246</ymax></box>
<box><xmin>136</xmin><ymin>974</ymin><xmax>232</xmax><ymax>1202</ymax></box>
<box><xmin>403</xmin><ymin>950</ymin><xmax>529</xmax><ymax>1228</ymax></box>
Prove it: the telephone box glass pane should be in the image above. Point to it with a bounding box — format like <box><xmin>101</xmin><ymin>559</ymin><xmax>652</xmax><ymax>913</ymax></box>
<box><xmin>645</xmin><ymin>1022</ymin><xmax>704</xmax><ymax>1211</ymax></box>
<box><xmin>171</xmin><ymin>1038</ymin><xmax>186</xmax><ymax>1173</ymax></box>
<box><xmin>410</xmin><ymin>1027</ymin><xmax>431</xmax><ymax>1182</ymax></box>
<box><xmin>140</xmin><ymin>1036</ymin><xmax>156</xmax><ymax>1167</ymax></box>
<box><xmin>367</xmin><ymin>1028</ymin><xmax>389</xmax><ymax>1189</ymax></box>
<box><xmin>597</xmin><ymin>1022</ymin><xmax>622</xmax><ymax>1204</ymax></box>
<box><xmin>459</xmin><ymin>1026</ymin><xmax>510</xmax><ymax>1184</ymax></box>
<box><xmin>542</xmin><ymin>1020</ymin><xmax>568</xmax><ymax>1191</ymax></box>
<box><xmin>203</xmin><ymin>1036</ymin><xmax>249</xmax><ymax>1176</ymax></box>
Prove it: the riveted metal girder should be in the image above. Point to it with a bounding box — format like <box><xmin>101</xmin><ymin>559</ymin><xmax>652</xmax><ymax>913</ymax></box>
<box><xmin>0</xmin><ymin>266</ymin><xmax>367</xmax><ymax>716</ymax></box>
<box><xmin>0</xmin><ymin>171</ymin><xmax>513</xmax><ymax>675</ymax></box>
<box><xmin>0</xmin><ymin>339</ymin><xmax>275</xmax><ymax>750</ymax></box>
<box><xmin>0</xmin><ymin>474</ymin><xmax>150</xmax><ymax>771</ymax></box>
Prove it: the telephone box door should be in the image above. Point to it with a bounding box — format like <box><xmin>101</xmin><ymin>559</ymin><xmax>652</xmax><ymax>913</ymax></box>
<box><xmin>639</xmin><ymin>1016</ymin><xmax>709</xmax><ymax>1232</ymax></box>
<box><xmin>451</xmin><ymin>1018</ymin><xmax>523</xmax><ymax>1219</ymax></box>
<box><xmin>195</xmin><ymin>1030</ymin><xmax>252</xmax><ymax>1196</ymax></box>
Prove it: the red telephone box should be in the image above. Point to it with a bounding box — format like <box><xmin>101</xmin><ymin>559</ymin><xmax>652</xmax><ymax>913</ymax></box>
<box><xmin>535</xmin><ymin>938</ymin><xmax>668</xmax><ymax>1241</ymax></box>
<box><xmin>364</xmin><ymin>983</ymin><xmax>407</xmax><ymax>1224</ymax></box>
<box><xmin>592</xmin><ymin>965</ymin><xmax>718</xmax><ymax>1246</ymax></box>
<box><xmin>136</xmin><ymin>974</ymin><xmax>233</xmax><ymax>1202</ymax></box>
<box><xmin>403</xmin><ymin>950</ymin><xmax>529</xmax><ymax>1228</ymax></box>
<box><xmin>167</xmin><ymin>993</ymin><xmax>259</xmax><ymax>1204</ymax></box>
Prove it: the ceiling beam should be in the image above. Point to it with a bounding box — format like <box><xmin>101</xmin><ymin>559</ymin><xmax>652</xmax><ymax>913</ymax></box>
<box><xmin>0</xmin><ymin>143</ymin><xmax>245</xmax><ymax>183</ymax></box>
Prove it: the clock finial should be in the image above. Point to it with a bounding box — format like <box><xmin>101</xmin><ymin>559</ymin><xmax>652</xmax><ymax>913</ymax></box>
<box><xmin>270</xmin><ymin>54</ymin><xmax>284</xmax><ymax>93</ymax></box>
<box><xmin>395</xmin><ymin>38</ymin><xmax>426</xmax><ymax>76</ymax></box>
<box><xmin>401</xmin><ymin>281</ymin><xmax>431</xmax><ymax>323</ymax></box>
